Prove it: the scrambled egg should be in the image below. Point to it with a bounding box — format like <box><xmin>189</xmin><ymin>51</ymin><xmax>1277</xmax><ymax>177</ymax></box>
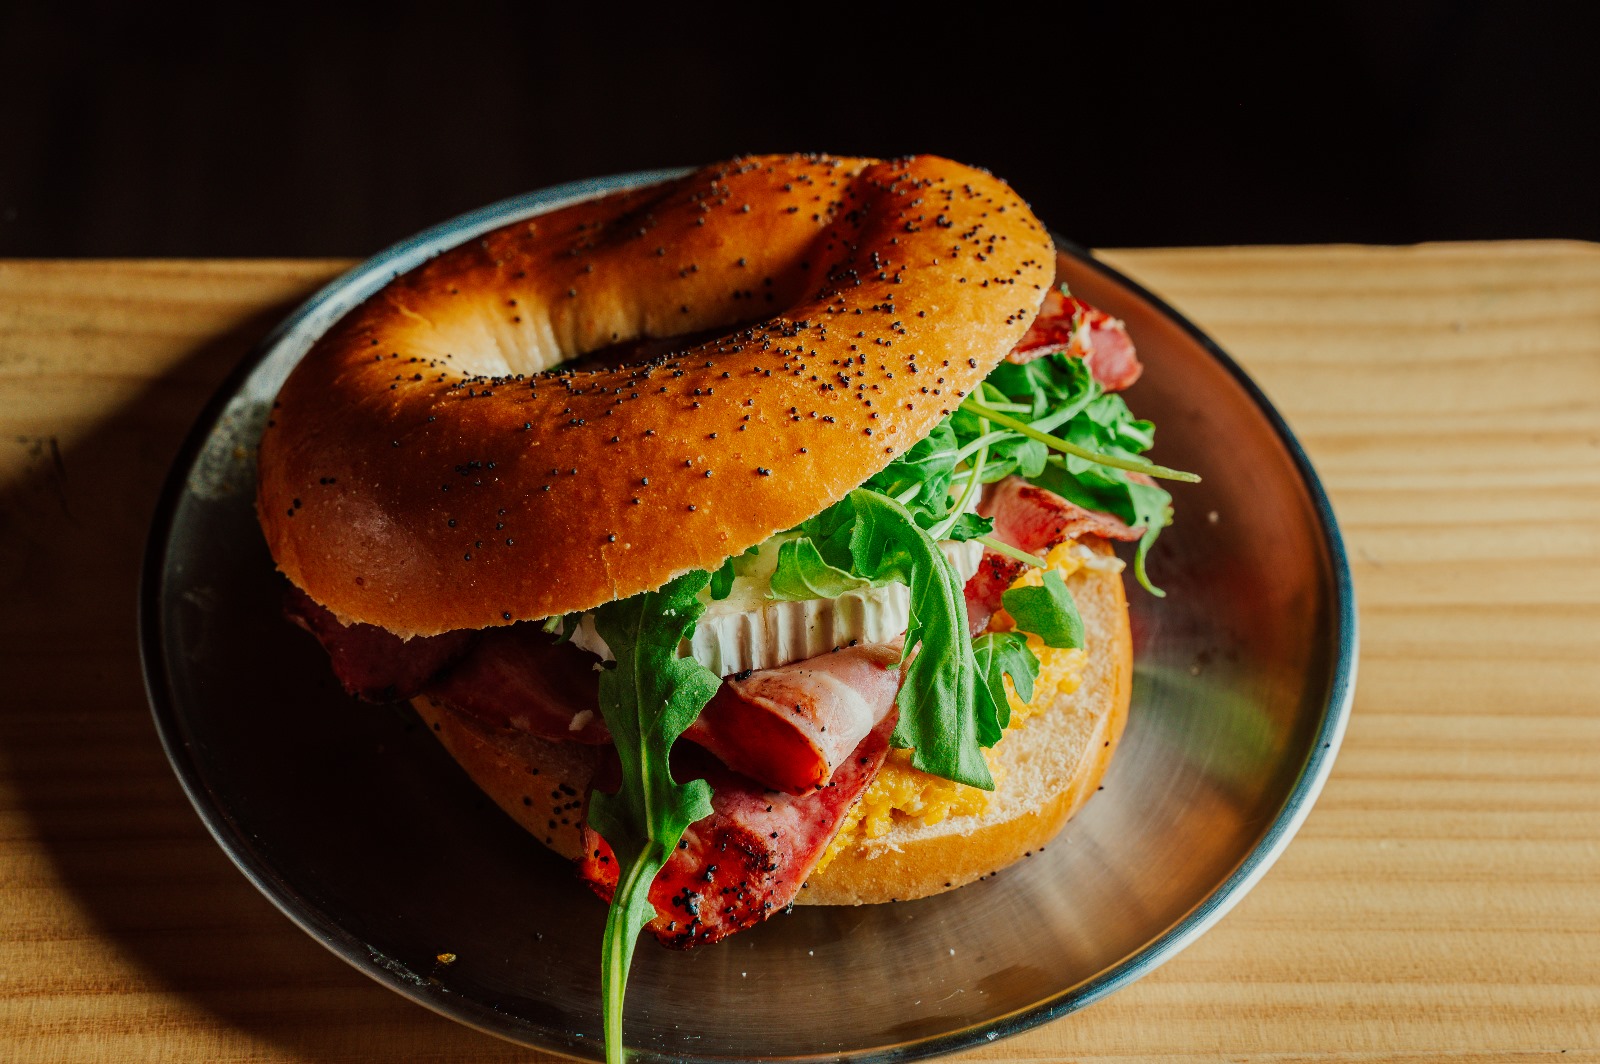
<box><xmin>815</xmin><ymin>541</ymin><xmax>1093</xmax><ymax>871</ymax></box>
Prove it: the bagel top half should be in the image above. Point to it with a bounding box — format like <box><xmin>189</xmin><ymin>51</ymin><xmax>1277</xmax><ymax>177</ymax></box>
<box><xmin>258</xmin><ymin>154</ymin><xmax>1056</xmax><ymax>637</ymax></box>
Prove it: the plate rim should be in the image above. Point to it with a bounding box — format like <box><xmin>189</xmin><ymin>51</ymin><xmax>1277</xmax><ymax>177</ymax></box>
<box><xmin>139</xmin><ymin>168</ymin><xmax>1358</xmax><ymax>1063</ymax></box>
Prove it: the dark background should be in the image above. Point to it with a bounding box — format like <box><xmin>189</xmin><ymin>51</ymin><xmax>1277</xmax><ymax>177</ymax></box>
<box><xmin>3</xmin><ymin>1</ymin><xmax>1596</xmax><ymax>257</ymax></box>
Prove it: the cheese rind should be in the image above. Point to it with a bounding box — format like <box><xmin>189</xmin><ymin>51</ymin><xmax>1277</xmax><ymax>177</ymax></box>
<box><xmin>571</xmin><ymin>536</ymin><xmax>984</xmax><ymax>676</ymax></box>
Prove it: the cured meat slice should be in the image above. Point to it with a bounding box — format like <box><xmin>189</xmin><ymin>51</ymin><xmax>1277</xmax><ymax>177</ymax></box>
<box><xmin>684</xmin><ymin>641</ymin><xmax>902</xmax><ymax>795</ymax></box>
<box><xmin>964</xmin><ymin>550</ymin><xmax>1028</xmax><ymax>635</ymax></box>
<box><xmin>981</xmin><ymin>476</ymin><xmax>1141</xmax><ymax>554</ymax></box>
<box><xmin>418</xmin><ymin>629</ymin><xmax>896</xmax><ymax>792</ymax></box>
<box><xmin>283</xmin><ymin>586</ymin><xmax>474</xmax><ymax>701</ymax></box>
<box><xmin>963</xmin><ymin>477</ymin><xmax>1142</xmax><ymax>629</ymax></box>
<box><xmin>422</xmin><ymin>628</ymin><xmax>610</xmax><ymax>744</ymax></box>
<box><xmin>1007</xmin><ymin>288</ymin><xmax>1143</xmax><ymax>391</ymax></box>
<box><xmin>579</xmin><ymin>712</ymin><xmax>896</xmax><ymax>948</ymax></box>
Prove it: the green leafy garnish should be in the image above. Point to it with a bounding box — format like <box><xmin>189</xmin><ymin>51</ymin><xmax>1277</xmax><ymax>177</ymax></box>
<box><xmin>1001</xmin><ymin>570</ymin><xmax>1085</xmax><ymax>649</ymax></box>
<box><xmin>769</xmin><ymin>537</ymin><xmax>870</xmax><ymax>601</ymax></box>
<box><xmin>967</xmin><ymin>350</ymin><xmax>1190</xmax><ymax>594</ymax></box>
<box><xmin>981</xmin><ymin>352</ymin><xmax>1098</xmax><ymax>422</ymax></box>
<box><xmin>940</xmin><ymin>511</ymin><xmax>995</xmax><ymax>543</ymax></box>
<box><xmin>588</xmin><ymin>571</ymin><xmax>721</xmax><ymax>1064</ymax></box>
<box><xmin>710</xmin><ymin>544</ymin><xmax>762</xmax><ymax>600</ymax></box>
<box><xmin>709</xmin><ymin>556</ymin><xmax>736</xmax><ymax>600</ymax></box>
<box><xmin>842</xmin><ymin>346</ymin><xmax>1196</xmax><ymax>600</ymax></box>
<box><xmin>861</xmin><ymin>419</ymin><xmax>960</xmax><ymax>514</ymax></box>
<box><xmin>961</xmin><ymin>397</ymin><xmax>1195</xmax><ymax>483</ymax></box>
<box><xmin>971</xmin><ymin>631</ymin><xmax>1039</xmax><ymax>739</ymax></box>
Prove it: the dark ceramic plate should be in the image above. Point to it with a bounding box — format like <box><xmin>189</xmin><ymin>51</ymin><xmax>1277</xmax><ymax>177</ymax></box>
<box><xmin>141</xmin><ymin>168</ymin><xmax>1356</xmax><ymax>1061</ymax></box>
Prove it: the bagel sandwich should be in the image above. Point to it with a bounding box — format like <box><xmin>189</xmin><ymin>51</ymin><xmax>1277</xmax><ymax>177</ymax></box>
<box><xmin>257</xmin><ymin>154</ymin><xmax>1193</xmax><ymax>1060</ymax></box>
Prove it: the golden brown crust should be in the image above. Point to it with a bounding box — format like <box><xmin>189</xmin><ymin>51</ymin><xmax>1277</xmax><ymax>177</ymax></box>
<box><xmin>259</xmin><ymin>154</ymin><xmax>1055</xmax><ymax>636</ymax></box>
<box><xmin>411</xmin><ymin>543</ymin><xmax>1132</xmax><ymax>905</ymax></box>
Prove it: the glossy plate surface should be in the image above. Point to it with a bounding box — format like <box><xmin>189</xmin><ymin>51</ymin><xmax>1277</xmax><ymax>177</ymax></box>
<box><xmin>141</xmin><ymin>169</ymin><xmax>1356</xmax><ymax>1062</ymax></box>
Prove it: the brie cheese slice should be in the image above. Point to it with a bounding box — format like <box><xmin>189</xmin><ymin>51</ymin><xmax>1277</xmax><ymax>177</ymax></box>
<box><xmin>571</xmin><ymin>534</ymin><xmax>984</xmax><ymax>676</ymax></box>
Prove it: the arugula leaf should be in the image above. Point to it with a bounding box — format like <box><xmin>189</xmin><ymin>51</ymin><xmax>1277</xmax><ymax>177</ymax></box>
<box><xmin>793</xmin><ymin>497</ymin><xmax>860</xmax><ymax>569</ymax></box>
<box><xmin>861</xmin><ymin>420</ymin><xmax>960</xmax><ymax>519</ymax></box>
<box><xmin>1003</xmin><ymin>435</ymin><xmax>1051</xmax><ymax>480</ymax></box>
<box><xmin>971</xmin><ymin>631</ymin><xmax>1039</xmax><ymax>740</ymax></box>
<box><xmin>709</xmin><ymin>557</ymin><xmax>737</xmax><ymax>600</ymax></box>
<box><xmin>769</xmin><ymin>537</ymin><xmax>870</xmax><ymax>601</ymax></box>
<box><xmin>710</xmin><ymin>543</ymin><xmax>764</xmax><ymax>600</ymax></box>
<box><xmin>588</xmin><ymin>572</ymin><xmax>720</xmax><ymax>1064</ymax></box>
<box><xmin>941</xmin><ymin>512</ymin><xmax>995</xmax><ymax>543</ymax></box>
<box><xmin>980</xmin><ymin>352</ymin><xmax>1100</xmax><ymax>424</ymax></box>
<box><xmin>844</xmin><ymin>488</ymin><xmax>997</xmax><ymax>789</ymax></box>
<box><xmin>987</xmin><ymin>351</ymin><xmax>1177</xmax><ymax>596</ymax></box>
<box><xmin>1002</xmin><ymin>570</ymin><xmax>1084</xmax><ymax>649</ymax></box>
<box><xmin>879</xmin><ymin>342</ymin><xmax>1184</xmax><ymax>599</ymax></box>
<box><xmin>1128</xmin><ymin>484</ymin><xmax>1175</xmax><ymax>595</ymax></box>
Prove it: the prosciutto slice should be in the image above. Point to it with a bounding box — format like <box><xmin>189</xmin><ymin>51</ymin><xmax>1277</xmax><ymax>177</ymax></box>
<box><xmin>421</xmin><ymin>628</ymin><xmax>610</xmax><ymax>744</ymax></box>
<box><xmin>982</xmin><ymin>476</ymin><xmax>1142</xmax><ymax>552</ymax></box>
<box><xmin>388</xmin><ymin>616</ymin><xmax>898</xmax><ymax>793</ymax></box>
<box><xmin>684</xmin><ymin>641</ymin><xmax>902</xmax><ymax>795</ymax></box>
<box><xmin>964</xmin><ymin>551</ymin><xmax>1030</xmax><ymax>636</ymax></box>
<box><xmin>283</xmin><ymin>586</ymin><xmax>474</xmax><ymax>701</ymax></box>
<box><xmin>963</xmin><ymin>477</ymin><xmax>1142</xmax><ymax>629</ymax></box>
<box><xmin>1008</xmin><ymin>288</ymin><xmax>1143</xmax><ymax>392</ymax></box>
<box><xmin>579</xmin><ymin>712</ymin><xmax>896</xmax><ymax>948</ymax></box>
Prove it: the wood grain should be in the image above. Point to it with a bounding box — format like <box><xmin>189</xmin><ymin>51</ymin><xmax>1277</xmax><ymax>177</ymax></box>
<box><xmin>1</xmin><ymin>245</ymin><xmax>1596</xmax><ymax>1062</ymax></box>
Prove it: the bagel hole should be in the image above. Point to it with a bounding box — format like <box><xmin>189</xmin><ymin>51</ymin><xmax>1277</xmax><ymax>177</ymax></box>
<box><xmin>560</xmin><ymin>321</ymin><xmax>765</xmax><ymax>374</ymax></box>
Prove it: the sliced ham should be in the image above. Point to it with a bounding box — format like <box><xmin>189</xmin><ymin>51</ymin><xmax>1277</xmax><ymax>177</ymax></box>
<box><xmin>963</xmin><ymin>477</ymin><xmax>1143</xmax><ymax>628</ymax></box>
<box><xmin>283</xmin><ymin>586</ymin><xmax>474</xmax><ymax>701</ymax></box>
<box><xmin>1008</xmin><ymin>288</ymin><xmax>1143</xmax><ymax>392</ymax></box>
<box><xmin>579</xmin><ymin>712</ymin><xmax>896</xmax><ymax>949</ymax></box>
<box><xmin>683</xmin><ymin>641</ymin><xmax>902</xmax><ymax>795</ymax></box>
<box><xmin>422</xmin><ymin>627</ymin><xmax>610</xmax><ymax>744</ymax></box>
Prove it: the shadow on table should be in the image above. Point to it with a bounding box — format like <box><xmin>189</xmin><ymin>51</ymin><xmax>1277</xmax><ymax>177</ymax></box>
<box><xmin>0</xmin><ymin>299</ymin><xmax>536</xmax><ymax>1061</ymax></box>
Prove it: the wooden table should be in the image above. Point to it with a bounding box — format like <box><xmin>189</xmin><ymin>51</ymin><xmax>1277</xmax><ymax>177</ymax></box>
<box><xmin>2</xmin><ymin>244</ymin><xmax>1596</xmax><ymax>1062</ymax></box>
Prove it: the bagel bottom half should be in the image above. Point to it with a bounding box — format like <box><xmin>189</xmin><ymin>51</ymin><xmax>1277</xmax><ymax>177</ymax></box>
<box><xmin>410</xmin><ymin>540</ymin><xmax>1132</xmax><ymax>906</ymax></box>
